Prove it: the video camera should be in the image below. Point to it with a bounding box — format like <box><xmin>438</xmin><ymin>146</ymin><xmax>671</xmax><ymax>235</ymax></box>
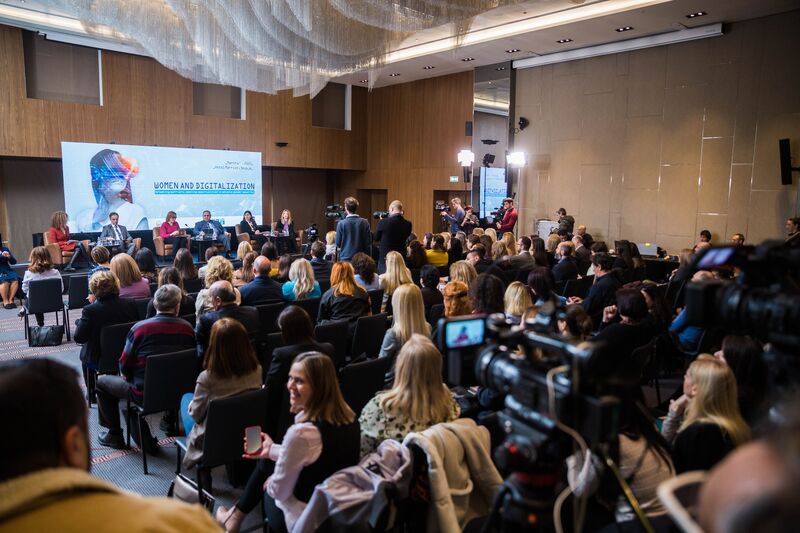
<box><xmin>305</xmin><ymin>223</ymin><xmax>319</xmax><ymax>243</ymax></box>
<box><xmin>373</xmin><ymin>211</ymin><xmax>389</xmax><ymax>220</ymax></box>
<box><xmin>324</xmin><ymin>204</ymin><xmax>345</xmax><ymax>220</ymax></box>
<box><xmin>434</xmin><ymin>200</ymin><xmax>450</xmax><ymax>212</ymax></box>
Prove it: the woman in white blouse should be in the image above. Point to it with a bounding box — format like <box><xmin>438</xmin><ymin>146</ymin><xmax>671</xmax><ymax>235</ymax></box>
<box><xmin>216</xmin><ymin>352</ymin><xmax>360</xmax><ymax>533</ymax></box>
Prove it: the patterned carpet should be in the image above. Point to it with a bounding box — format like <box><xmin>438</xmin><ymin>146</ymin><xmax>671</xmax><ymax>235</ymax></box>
<box><xmin>0</xmin><ymin>305</ymin><xmax>264</xmax><ymax>531</ymax></box>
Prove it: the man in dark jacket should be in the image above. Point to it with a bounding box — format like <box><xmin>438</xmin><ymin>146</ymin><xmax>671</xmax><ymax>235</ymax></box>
<box><xmin>374</xmin><ymin>200</ymin><xmax>412</xmax><ymax>273</ymax></box>
<box><xmin>309</xmin><ymin>241</ymin><xmax>332</xmax><ymax>283</ymax></box>
<box><xmin>335</xmin><ymin>197</ymin><xmax>371</xmax><ymax>261</ymax></box>
<box><xmin>239</xmin><ymin>256</ymin><xmax>283</xmax><ymax>306</ymax></box>
<box><xmin>570</xmin><ymin>253</ymin><xmax>620</xmax><ymax>328</ymax></box>
<box><xmin>552</xmin><ymin>242</ymin><xmax>579</xmax><ymax>283</ymax></box>
<box><xmin>556</xmin><ymin>208</ymin><xmax>575</xmax><ymax>234</ymax></box>
<box><xmin>195</xmin><ymin>280</ymin><xmax>259</xmax><ymax>359</ymax></box>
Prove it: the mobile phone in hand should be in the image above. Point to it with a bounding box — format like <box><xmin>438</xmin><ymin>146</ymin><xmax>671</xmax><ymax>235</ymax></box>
<box><xmin>245</xmin><ymin>426</ymin><xmax>261</xmax><ymax>454</ymax></box>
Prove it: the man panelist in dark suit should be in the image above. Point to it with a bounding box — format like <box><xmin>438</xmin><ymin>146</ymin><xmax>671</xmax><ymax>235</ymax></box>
<box><xmin>374</xmin><ymin>200</ymin><xmax>412</xmax><ymax>273</ymax></box>
<box><xmin>195</xmin><ymin>280</ymin><xmax>259</xmax><ymax>360</ymax></box>
<box><xmin>335</xmin><ymin>197</ymin><xmax>371</xmax><ymax>262</ymax></box>
<box><xmin>100</xmin><ymin>211</ymin><xmax>136</xmax><ymax>254</ymax></box>
<box><xmin>193</xmin><ymin>210</ymin><xmax>230</xmax><ymax>256</ymax></box>
<box><xmin>239</xmin><ymin>256</ymin><xmax>284</xmax><ymax>306</ymax></box>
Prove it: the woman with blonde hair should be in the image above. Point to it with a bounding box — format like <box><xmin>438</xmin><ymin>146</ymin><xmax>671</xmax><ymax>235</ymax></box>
<box><xmin>379</xmin><ymin>251</ymin><xmax>413</xmax><ymax>313</ymax></box>
<box><xmin>22</xmin><ymin>246</ymin><xmax>63</xmax><ymax>326</ymax></box>
<box><xmin>233</xmin><ymin>251</ymin><xmax>257</xmax><ymax>288</ymax></box>
<box><xmin>274</xmin><ymin>209</ymin><xmax>296</xmax><ymax>252</ymax></box>
<box><xmin>501</xmin><ymin>232</ymin><xmax>517</xmax><ymax>256</ymax></box>
<box><xmin>661</xmin><ymin>355</ymin><xmax>750</xmax><ymax>473</ymax></box>
<box><xmin>449</xmin><ymin>260</ymin><xmax>477</xmax><ymax>289</ymax></box>
<box><xmin>110</xmin><ymin>253</ymin><xmax>150</xmax><ymax>298</ymax></box>
<box><xmin>378</xmin><ymin>284</ymin><xmax>431</xmax><ymax>388</ymax></box>
<box><xmin>504</xmin><ymin>281</ymin><xmax>533</xmax><ymax>325</ymax></box>
<box><xmin>360</xmin><ymin>334</ymin><xmax>459</xmax><ymax>456</ymax></box>
<box><xmin>439</xmin><ymin>232</ymin><xmax>452</xmax><ymax>248</ymax></box>
<box><xmin>195</xmin><ymin>256</ymin><xmax>240</xmax><ymax>315</ymax></box>
<box><xmin>442</xmin><ymin>280</ymin><xmax>472</xmax><ymax>317</ymax></box>
<box><xmin>318</xmin><ymin>262</ymin><xmax>370</xmax><ymax>328</ymax></box>
<box><xmin>236</xmin><ymin>240</ymin><xmax>253</xmax><ymax>260</ymax></box>
<box><xmin>219</xmin><ymin>352</ymin><xmax>359</xmax><ymax>533</ymax></box>
<box><xmin>472</xmin><ymin>227</ymin><xmax>484</xmax><ymax>237</ymax></box>
<box><xmin>484</xmin><ymin>227</ymin><xmax>497</xmax><ymax>243</ymax></box>
<box><xmin>324</xmin><ymin>231</ymin><xmax>337</xmax><ymax>261</ymax></box>
<box><xmin>282</xmin><ymin>258</ymin><xmax>320</xmax><ymax>301</ymax></box>
<box><xmin>491</xmin><ymin>241</ymin><xmax>508</xmax><ymax>261</ymax></box>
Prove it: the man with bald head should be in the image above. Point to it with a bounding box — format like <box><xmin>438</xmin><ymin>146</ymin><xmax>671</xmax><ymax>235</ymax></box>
<box><xmin>575</xmin><ymin>224</ymin><xmax>593</xmax><ymax>248</ymax></box>
<box><xmin>374</xmin><ymin>199</ymin><xmax>412</xmax><ymax>273</ymax></box>
<box><xmin>195</xmin><ymin>280</ymin><xmax>259</xmax><ymax>359</ymax></box>
<box><xmin>239</xmin><ymin>255</ymin><xmax>283</xmax><ymax>306</ymax></box>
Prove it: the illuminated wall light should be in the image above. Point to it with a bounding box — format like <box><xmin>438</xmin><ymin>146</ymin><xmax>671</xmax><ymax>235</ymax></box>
<box><xmin>615</xmin><ymin>26</ymin><xmax>634</xmax><ymax>32</ymax></box>
<box><xmin>388</xmin><ymin>73</ymin><xmax>400</xmax><ymax>77</ymax></box>
<box><xmin>505</xmin><ymin>48</ymin><xmax>521</xmax><ymax>53</ymax></box>
<box><xmin>422</xmin><ymin>65</ymin><xmax>435</xmax><ymax>70</ymax></box>
<box><xmin>461</xmin><ymin>57</ymin><xmax>475</xmax><ymax>61</ymax></box>
<box><xmin>557</xmin><ymin>38</ymin><xmax>573</xmax><ymax>43</ymax></box>
<box><xmin>686</xmin><ymin>11</ymin><xmax>707</xmax><ymax>18</ymax></box>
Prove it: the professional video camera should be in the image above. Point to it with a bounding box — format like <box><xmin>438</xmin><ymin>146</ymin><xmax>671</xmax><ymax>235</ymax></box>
<box><xmin>684</xmin><ymin>242</ymin><xmax>800</xmax><ymax>400</ymax></box>
<box><xmin>304</xmin><ymin>223</ymin><xmax>319</xmax><ymax>243</ymax></box>
<box><xmin>373</xmin><ymin>210</ymin><xmax>389</xmax><ymax>220</ymax></box>
<box><xmin>438</xmin><ymin>302</ymin><xmax>639</xmax><ymax>532</ymax></box>
<box><xmin>324</xmin><ymin>204</ymin><xmax>345</xmax><ymax>220</ymax></box>
<box><xmin>434</xmin><ymin>199</ymin><xmax>450</xmax><ymax>212</ymax></box>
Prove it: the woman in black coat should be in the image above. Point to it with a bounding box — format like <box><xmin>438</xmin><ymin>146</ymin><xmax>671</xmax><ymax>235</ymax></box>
<box><xmin>240</xmin><ymin>210</ymin><xmax>266</xmax><ymax>247</ymax></box>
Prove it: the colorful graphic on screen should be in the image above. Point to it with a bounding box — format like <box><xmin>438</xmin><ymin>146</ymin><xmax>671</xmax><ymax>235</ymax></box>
<box><xmin>445</xmin><ymin>318</ymin><xmax>485</xmax><ymax>349</ymax></box>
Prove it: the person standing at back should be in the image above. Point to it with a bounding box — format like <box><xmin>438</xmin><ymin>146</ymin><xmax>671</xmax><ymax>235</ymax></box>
<box><xmin>374</xmin><ymin>200</ymin><xmax>412</xmax><ymax>274</ymax></box>
<box><xmin>335</xmin><ymin>197</ymin><xmax>371</xmax><ymax>262</ymax></box>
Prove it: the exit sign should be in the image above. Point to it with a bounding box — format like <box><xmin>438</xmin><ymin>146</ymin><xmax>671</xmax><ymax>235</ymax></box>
<box><xmin>449</xmin><ymin>175</ymin><xmax>459</xmax><ymax>182</ymax></box>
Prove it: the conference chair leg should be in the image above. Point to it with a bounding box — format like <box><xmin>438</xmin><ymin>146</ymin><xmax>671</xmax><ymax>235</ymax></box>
<box><xmin>176</xmin><ymin>445</ymin><xmax>182</xmax><ymax>474</ymax></box>
<box><xmin>63</xmin><ymin>308</ymin><xmax>71</xmax><ymax>341</ymax></box>
<box><xmin>139</xmin><ymin>412</ymin><xmax>149</xmax><ymax>475</ymax></box>
<box><xmin>126</xmin><ymin>399</ymin><xmax>132</xmax><ymax>449</ymax></box>
<box><xmin>23</xmin><ymin>313</ymin><xmax>28</xmax><ymax>339</ymax></box>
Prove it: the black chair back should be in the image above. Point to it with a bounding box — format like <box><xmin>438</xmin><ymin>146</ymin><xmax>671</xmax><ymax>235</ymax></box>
<box><xmin>314</xmin><ymin>320</ymin><xmax>350</xmax><ymax>369</ymax></box>
<box><xmin>563</xmin><ymin>277</ymin><xmax>593</xmax><ymax>299</ymax></box>
<box><xmin>665</xmin><ymin>280</ymin><xmax>686</xmax><ymax>310</ymax></box>
<box><xmin>67</xmin><ymin>275</ymin><xmax>90</xmax><ymax>310</ymax></box>
<box><xmin>184</xmin><ymin>277</ymin><xmax>204</xmax><ymax>293</ymax></box>
<box><xmin>149</xmin><ymin>282</ymin><xmax>158</xmax><ymax>296</ymax></box>
<box><xmin>339</xmin><ymin>357</ymin><xmax>392</xmax><ymax>416</ymax></box>
<box><xmin>437</xmin><ymin>266</ymin><xmax>449</xmax><ymax>278</ymax></box>
<box><xmin>202</xmin><ymin>388</ymin><xmax>268</xmax><ymax>469</ymax></box>
<box><xmin>290</xmin><ymin>297</ymin><xmax>320</xmax><ymax>324</ymax></box>
<box><xmin>367</xmin><ymin>288</ymin><xmax>384</xmax><ymax>315</ymax></box>
<box><xmin>133</xmin><ymin>298</ymin><xmax>152</xmax><ymax>320</ymax></box>
<box><xmin>318</xmin><ymin>279</ymin><xmax>331</xmax><ymax>294</ymax></box>
<box><xmin>256</xmin><ymin>302</ymin><xmax>286</xmax><ymax>335</ymax></box>
<box><xmin>180</xmin><ymin>313</ymin><xmax>196</xmax><ymax>327</ymax></box>
<box><xmin>427</xmin><ymin>304</ymin><xmax>444</xmax><ymax>327</ymax></box>
<box><xmin>351</xmin><ymin>313</ymin><xmax>389</xmax><ymax>359</ymax></box>
<box><xmin>26</xmin><ymin>278</ymin><xmax>64</xmax><ymax>314</ymax></box>
<box><xmin>141</xmin><ymin>349</ymin><xmax>199</xmax><ymax>414</ymax></box>
<box><xmin>409</xmin><ymin>269</ymin><xmax>421</xmax><ymax>287</ymax></box>
<box><xmin>554</xmin><ymin>280</ymin><xmax>567</xmax><ymax>296</ymax></box>
<box><xmin>258</xmin><ymin>332</ymin><xmax>286</xmax><ymax>381</ymax></box>
<box><xmin>98</xmin><ymin>321</ymin><xmax>137</xmax><ymax>374</ymax></box>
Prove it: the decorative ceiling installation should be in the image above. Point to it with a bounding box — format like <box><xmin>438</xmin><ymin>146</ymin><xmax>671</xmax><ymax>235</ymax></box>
<box><xmin>48</xmin><ymin>0</ymin><xmax>522</xmax><ymax>96</ymax></box>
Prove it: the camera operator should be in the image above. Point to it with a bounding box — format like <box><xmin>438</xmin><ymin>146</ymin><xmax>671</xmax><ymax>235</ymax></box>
<box><xmin>373</xmin><ymin>200</ymin><xmax>412</xmax><ymax>274</ymax></box>
<box><xmin>441</xmin><ymin>197</ymin><xmax>465</xmax><ymax>235</ymax></box>
<box><xmin>496</xmin><ymin>198</ymin><xmax>518</xmax><ymax>234</ymax></box>
<box><xmin>461</xmin><ymin>205</ymin><xmax>479</xmax><ymax>235</ymax></box>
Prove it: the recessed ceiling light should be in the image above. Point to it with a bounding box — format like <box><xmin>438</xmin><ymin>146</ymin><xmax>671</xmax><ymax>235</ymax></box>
<box><xmin>495</xmin><ymin>67</ymin><xmax>506</xmax><ymax>71</ymax></box>
<box><xmin>615</xmin><ymin>26</ymin><xmax>634</xmax><ymax>32</ymax></box>
<box><xmin>505</xmin><ymin>48</ymin><xmax>521</xmax><ymax>53</ymax></box>
<box><xmin>389</xmin><ymin>73</ymin><xmax>400</xmax><ymax>77</ymax></box>
<box><xmin>686</xmin><ymin>11</ymin><xmax>707</xmax><ymax>18</ymax></box>
<box><xmin>359</xmin><ymin>79</ymin><xmax>368</xmax><ymax>83</ymax></box>
<box><xmin>422</xmin><ymin>65</ymin><xmax>435</xmax><ymax>70</ymax></box>
<box><xmin>461</xmin><ymin>57</ymin><xmax>475</xmax><ymax>62</ymax></box>
<box><xmin>557</xmin><ymin>38</ymin><xmax>573</xmax><ymax>43</ymax></box>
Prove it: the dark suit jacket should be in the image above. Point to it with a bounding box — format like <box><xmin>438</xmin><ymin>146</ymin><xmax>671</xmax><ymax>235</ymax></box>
<box><xmin>374</xmin><ymin>214</ymin><xmax>412</xmax><ymax>270</ymax></box>
<box><xmin>310</xmin><ymin>258</ymin><xmax>332</xmax><ymax>284</ymax></box>
<box><xmin>100</xmin><ymin>224</ymin><xmax>131</xmax><ymax>242</ymax></box>
<box><xmin>74</xmin><ymin>296</ymin><xmax>139</xmax><ymax>366</ymax></box>
<box><xmin>265</xmin><ymin>341</ymin><xmax>335</xmax><ymax>440</ymax></box>
<box><xmin>507</xmin><ymin>251</ymin><xmax>536</xmax><ymax>270</ymax></box>
<box><xmin>239</xmin><ymin>276</ymin><xmax>284</xmax><ymax>306</ymax></box>
<box><xmin>195</xmin><ymin>304</ymin><xmax>260</xmax><ymax>359</ymax></box>
<box><xmin>581</xmin><ymin>273</ymin><xmax>621</xmax><ymax>327</ymax></box>
<box><xmin>335</xmin><ymin>215</ymin><xmax>371</xmax><ymax>261</ymax></box>
<box><xmin>552</xmin><ymin>257</ymin><xmax>579</xmax><ymax>282</ymax></box>
<box><xmin>192</xmin><ymin>219</ymin><xmax>225</xmax><ymax>238</ymax></box>
<box><xmin>239</xmin><ymin>218</ymin><xmax>261</xmax><ymax>239</ymax></box>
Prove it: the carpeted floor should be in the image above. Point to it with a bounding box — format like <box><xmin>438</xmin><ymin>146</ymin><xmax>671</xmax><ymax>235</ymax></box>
<box><xmin>0</xmin><ymin>304</ymin><xmax>264</xmax><ymax>532</ymax></box>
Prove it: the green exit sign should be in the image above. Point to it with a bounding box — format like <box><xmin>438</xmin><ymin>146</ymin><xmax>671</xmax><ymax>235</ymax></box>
<box><xmin>449</xmin><ymin>175</ymin><xmax>459</xmax><ymax>182</ymax></box>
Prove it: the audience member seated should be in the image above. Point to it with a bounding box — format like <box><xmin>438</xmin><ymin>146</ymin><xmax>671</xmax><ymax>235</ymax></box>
<box><xmin>552</xmin><ymin>242</ymin><xmax>579</xmax><ymax>283</ymax></box>
<box><xmin>135</xmin><ymin>248</ymin><xmax>158</xmax><ymax>283</ymax></box>
<box><xmin>442</xmin><ymin>281</ymin><xmax>473</xmax><ymax>320</ymax></box>
<box><xmin>595</xmin><ymin>288</ymin><xmax>658</xmax><ymax>367</ymax></box>
<box><xmin>575</xmin><ymin>224</ymin><xmax>594</xmax><ymax>248</ymax></box>
<box><xmin>180</xmin><ymin>318</ymin><xmax>262</xmax><ymax>471</ymax></box>
<box><xmin>0</xmin><ymin>245</ymin><xmax>19</xmax><ymax>309</ymax></box>
<box><xmin>786</xmin><ymin>216</ymin><xmax>800</xmax><ymax>247</ymax></box>
<box><xmin>567</xmin><ymin>390</ymin><xmax>675</xmax><ymax>530</ymax></box>
<box><xmin>466</xmin><ymin>244</ymin><xmax>492</xmax><ymax>274</ymax></box>
<box><xmin>360</xmin><ymin>334</ymin><xmax>460</xmax><ymax>457</ymax></box>
<box><xmin>613</xmin><ymin>240</ymin><xmax>635</xmax><ymax>283</ymax></box>
<box><xmin>233</xmin><ymin>251</ymin><xmax>257</xmax><ymax>288</ymax></box>
<box><xmin>218</xmin><ymin>353</ymin><xmax>359</xmax><ymax>533</ymax></box>
<box><xmin>507</xmin><ymin>236</ymin><xmax>535</xmax><ymax>270</ymax></box>
<box><xmin>490</xmin><ymin>242</ymin><xmax>509</xmax><ymax>265</ymax></box>
<box><xmin>500</xmin><ymin>232</ymin><xmax>517</xmax><ymax>256</ymax></box>
<box><xmin>198</xmin><ymin>247</ymin><xmax>218</xmax><ymax>280</ymax></box>
<box><xmin>174</xmin><ymin>248</ymin><xmax>199</xmax><ymax>289</ymax></box>
<box><xmin>425</xmin><ymin>234</ymin><xmax>449</xmax><ymax>267</ymax></box>
<box><xmin>419</xmin><ymin>265</ymin><xmax>444</xmax><ymax>312</ymax></box>
<box><xmin>504</xmin><ymin>281</ymin><xmax>533</xmax><ymax>325</ymax></box>
<box><xmin>195</xmin><ymin>256</ymin><xmax>241</xmax><ymax>316</ymax></box>
<box><xmin>235</xmin><ymin>241</ymin><xmax>253</xmax><ymax>262</ymax></box>
<box><xmin>405</xmin><ymin>239</ymin><xmax>428</xmax><ymax>269</ymax></box>
<box><xmin>379</xmin><ymin>284</ymin><xmax>431</xmax><ymax>388</ymax></box>
<box><xmin>661</xmin><ymin>355</ymin><xmax>750</xmax><ymax>473</ymax></box>
<box><xmin>379</xmin><ymin>251</ymin><xmax>413</xmax><ymax>314</ymax></box>
<box><xmin>449</xmin><ymin>260</ymin><xmax>477</xmax><ymax>290</ymax></box>
<box><xmin>629</xmin><ymin>242</ymin><xmax>647</xmax><ymax>281</ymax></box>
<box><xmin>572</xmin><ymin>235</ymin><xmax>591</xmax><ymax>274</ymax></box>
<box><xmin>637</xmin><ymin>281</ymin><xmax>673</xmax><ymax>332</ymax></box>
<box><xmin>352</xmin><ymin>252</ymin><xmax>380</xmax><ymax>291</ymax></box>
<box><xmin>585</xmin><ymin>241</ymin><xmax>610</xmax><ymax>276</ymax></box>
<box><xmin>715</xmin><ymin>335</ymin><xmax>768</xmax><ymax>426</ymax></box>
<box><xmin>259</xmin><ymin>243</ymin><xmax>280</xmax><ymax>277</ymax></box>
<box><xmin>238</xmin><ymin>256</ymin><xmax>283</xmax><ymax>307</ymax></box>
<box><xmin>470</xmin><ymin>273</ymin><xmax>505</xmax><ymax>315</ymax></box>
<box><xmin>309</xmin><ymin>241</ymin><xmax>332</xmax><ymax>283</ymax></box>
<box><xmin>22</xmin><ymin>246</ymin><xmax>63</xmax><ymax>327</ymax></box>
<box><xmin>324</xmin><ymin>231</ymin><xmax>337</xmax><ymax>261</ymax></box>
<box><xmin>531</xmin><ymin>236</ymin><xmax>550</xmax><ymax>267</ymax></box>
<box><xmin>282</xmin><ymin>258</ymin><xmax>321</xmax><ymax>301</ymax></box>
<box><xmin>195</xmin><ymin>281</ymin><xmax>259</xmax><ymax>360</ymax></box>
<box><xmin>693</xmin><ymin>229</ymin><xmax>713</xmax><ymax>253</ymax></box>
<box><xmin>0</xmin><ymin>359</ymin><xmax>218</xmax><ymax>531</ymax></box>
<box><xmin>570</xmin><ymin>252</ymin><xmax>620</xmax><ymax>327</ymax></box>
<box><xmin>74</xmin><ymin>270</ymin><xmax>138</xmax><ymax>393</ymax></box>
<box><xmin>48</xmin><ymin>210</ymin><xmax>92</xmax><ymax>271</ymax></box>
<box><xmin>447</xmin><ymin>237</ymin><xmax>464</xmax><ymax>267</ymax></box>
<box><xmin>558</xmin><ymin>304</ymin><xmax>593</xmax><ymax>340</ymax></box>
<box><xmin>527</xmin><ymin>267</ymin><xmax>566</xmax><ymax>306</ymax></box>
<box><xmin>318</xmin><ymin>262</ymin><xmax>370</xmax><ymax>329</ymax></box>
<box><xmin>110</xmin><ymin>253</ymin><xmax>151</xmax><ymax>299</ymax></box>
<box><xmin>145</xmin><ymin>266</ymin><xmax>195</xmax><ymax>318</ymax></box>
<box><xmin>669</xmin><ymin>270</ymin><xmax>714</xmax><ymax>352</ymax></box>
<box><xmin>89</xmin><ymin>246</ymin><xmax>111</xmax><ymax>274</ymax></box>
<box><xmin>274</xmin><ymin>254</ymin><xmax>293</xmax><ymax>284</ymax></box>
<box><xmin>669</xmin><ymin>248</ymin><xmax>694</xmax><ymax>283</ymax></box>
<box><xmin>95</xmin><ymin>285</ymin><xmax>196</xmax><ymax>452</ymax></box>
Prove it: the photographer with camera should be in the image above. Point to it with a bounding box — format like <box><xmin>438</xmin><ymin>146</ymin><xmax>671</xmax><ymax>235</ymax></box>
<box><xmin>373</xmin><ymin>200</ymin><xmax>412</xmax><ymax>274</ymax></box>
<box><xmin>441</xmin><ymin>197</ymin><xmax>465</xmax><ymax>235</ymax></box>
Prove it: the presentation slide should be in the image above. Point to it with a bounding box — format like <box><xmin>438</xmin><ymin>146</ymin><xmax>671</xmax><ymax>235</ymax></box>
<box><xmin>61</xmin><ymin>142</ymin><xmax>262</xmax><ymax>232</ymax></box>
<box><xmin>479</xmin><ymin>166</ymin><xmax>507</xmax><ymax>219</ymax></box>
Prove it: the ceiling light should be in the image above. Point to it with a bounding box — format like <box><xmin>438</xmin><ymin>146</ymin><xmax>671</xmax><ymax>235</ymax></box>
<box><xmin>359</xmin><ymin>79</ymin><xmax>368</xmax><ymax>83</ymax></box>
<box><xmin>461</xmin><ymin>57</ymin><xmax>475</xmax><ymax>62</ymax></box>
<box><xmin>422</xmin><ymin>65</ymin><xmax>435</xmax><ymax>70</ymax></box>
<box><xmin>615</xmin><ymin>26</ymin><xmax>634</xmax><ymax>32</ymax></box>
<box><xmin>686</xmin><ymin>11</ymin><xmax>707</xmax><ymax>18</ymax></box>
<box><xmin>506</xmin><ymin>48</ymin><xmax>521</xmax><ymax>53</ymax></box>
<box><xmin>457</xmin><ymin>150</ymin><xmax>475</xmax><ymax>166</ymax></box>
<box><xmin>389</xmin><ymin>73</ymin><xmax>400</xmax><ymax>77</ymax></box>
<box><xmin>557</xmin><ymin>38</ymin><xmax>573</xmax><ymax>43</ymax></box>
<box><xmin>495</xmin><ymin>67</ymin><xmax>506</xmax><ymax>71</ymax></box>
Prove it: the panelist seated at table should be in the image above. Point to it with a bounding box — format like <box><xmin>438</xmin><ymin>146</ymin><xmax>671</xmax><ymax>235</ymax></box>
<box><xmin>99</xmin><ymin>211</ymin><xmax>136</xmax><ymax>255</ymax></box>
<box><xmin>192</xmin><ymin>210</ymin><xmax>230</xmax><ymax>255</ymax></box>
<box><xmin>239</xmin><ymin>210</ymin><xmax>266</xmax><ymax>246</ymax></box>
<box><xmin>272</xmin><ymin>209</ymin><xmax>297</xmax><ymax>252</ymax></box>
<box><xmin>159</xmin><ymin>210</ymin><xmax>188</xmax><ymax>255</ymax></box>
